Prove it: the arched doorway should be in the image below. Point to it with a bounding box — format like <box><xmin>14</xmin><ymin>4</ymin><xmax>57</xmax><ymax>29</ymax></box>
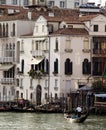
<box><xmin>36</xmin><ymin>85</ymin><xmax>42</xmax><ymax>105</ymax></box>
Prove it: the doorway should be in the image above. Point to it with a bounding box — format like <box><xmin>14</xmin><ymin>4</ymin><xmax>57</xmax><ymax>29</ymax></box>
<box><xmin>36</xmin><ymin>85</ymin><xmax>42</xmax><ymax>105</ymax></box>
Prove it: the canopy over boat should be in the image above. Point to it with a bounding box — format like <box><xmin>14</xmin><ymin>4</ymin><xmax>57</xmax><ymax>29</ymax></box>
<box><xmin>94</xmin><ymin>94</ymin><xmax>106</xmax><ymax>98</ymax></box>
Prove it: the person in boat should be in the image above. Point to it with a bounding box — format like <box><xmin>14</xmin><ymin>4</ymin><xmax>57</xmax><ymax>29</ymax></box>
<box><xmin>76</xmin><ymin>105</ymin><xmax>82</xmax><ymax>117</ymax></box>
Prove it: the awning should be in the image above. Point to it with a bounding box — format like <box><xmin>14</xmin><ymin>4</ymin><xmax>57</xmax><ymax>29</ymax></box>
<box><xmin>94</xmin><ymin>94</ymin><xmax>106</xmax><ymax>98</ymax></box>
<box><xmin>0</xmin><ymin>64</ymin><xmax>14</xmax><ymax>71</ymax></box>
<box><xmin>78</xmin><ymin>86</ymin><xmax>92</xmax><ymax>91</ymax></box>
<box><xmin>29</xmin><ymin>57</ymin><xmax>44</xmax><ymax>65</ymax></box>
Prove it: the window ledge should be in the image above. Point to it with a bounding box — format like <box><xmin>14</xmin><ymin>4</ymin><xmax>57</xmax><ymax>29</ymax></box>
<box><xmin>20</xmin><ymin>50</ymin><xmax>24</xmax><ymax>53</ymax></box>
<box><xmin>44</xmin><ymin>87</ymin><xmax>48</xmax><ymax>90</ymax></box>
<box><xmin>43</xmin><ymin>49</ymin><xmax>49</xmax><ymax>53</ymax></box>
<box><xmin>30</xmin><ymin>86</ymin><xmax>33</xmax><ymax>89</ymax></box>
<box><xmin>65</xmin><ymin>73</ymin><xmax>72</xmax><ymax>76</ymax></box>
<box><xmin>82</xmin><ymin>49</ymin><xmax>91</xmax><ymax>53</ymax></box>
<box><xmin>54</xmin><ymin>87</ymin><xmax>58</xmax><ymax>91</ymax></box>
<box><xmin>54</xmin><ymin>49</ymin><xmax>58</xmax><ymax>52</ymax></box>
<box><xmin>64</xmin><ymin>49</ymin><xmax>73</xmax><ymax>53</ymax></box>
<box><xmin>53</xmin><ymin>72</ymin><xmax>58</xmax><ymax>76</ymax></box>
<box><xmin>20</xmin><ymin>86</ymin><xmax>23</xmax><ymax>89</ymax></box>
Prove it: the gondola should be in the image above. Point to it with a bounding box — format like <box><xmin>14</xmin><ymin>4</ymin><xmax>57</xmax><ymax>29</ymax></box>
<box><xmin>64</xmin><ymin>112</ymin><xmax>89</xmax><ymax>123</ymax></box>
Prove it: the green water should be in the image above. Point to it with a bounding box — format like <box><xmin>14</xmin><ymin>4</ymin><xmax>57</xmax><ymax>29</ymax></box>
<box><xmin>0</xmin><ymin>112</ymin><xmax>105</xmax><ymax>130</ymax></box>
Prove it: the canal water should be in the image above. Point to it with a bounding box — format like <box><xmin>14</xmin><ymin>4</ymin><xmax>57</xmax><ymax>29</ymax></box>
<box><xmin>0</xmin><ymin>112</ymin><xmax>105</xmax><ymax>130</ymax></box>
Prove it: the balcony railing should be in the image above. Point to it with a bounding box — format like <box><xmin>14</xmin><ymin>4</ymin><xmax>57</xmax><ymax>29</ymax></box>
<box><xmin>31</xmin><ymin>50</ymin><xmax>44</xmax><ymax>57</ymax></box>
<box><xmin>0</xmin><ymin>78</ymin><xmax>15</xmax><ymax>85</ymax></box>
<box><xmin>93</xmin><ymin>49</ymin><xmax>106</xmax><ymax>55</ymax></box>
<box><xmin>0</xmin><ymin>57</ymin><xmax>15</xmax><ymax>63</ymax></box>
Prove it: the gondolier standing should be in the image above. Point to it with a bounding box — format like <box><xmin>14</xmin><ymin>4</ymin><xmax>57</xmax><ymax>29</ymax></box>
<box><xmin>76</xmin><ymin>105</ymin><xmax>82</xmax><ymax>117</ymax></box>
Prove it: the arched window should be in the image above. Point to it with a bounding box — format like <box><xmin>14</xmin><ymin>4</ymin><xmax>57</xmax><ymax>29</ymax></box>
<box><xmin>65</xmin><ymin>58</ymin><xmax>72</xmax><ymax>75</ymax></box>
<box><xmin>21</xmin><ymin>93</ymin><xmax>23</xmax><ymax>99</ymax></box>
<box><xmin>13</xmin><ymin>43</ymin><xmax>15</xmax><ymax>50</ymax></box>
<box><xmin>9</xmin><ymin>43</ymin><xmax>12</xmax><ymax>57</ymax></box>
<box><xmin>55</xmin><ymin>38</ymin><xmax>58</xmax><ymax>51</ymax></box>
<box><xmin>45</xmin><ymin>93</ymin><xmax>48</xmax><ymax>99</ymax></box>
<box><xmin>30</xmin><ymin>93</ymin><xmax>33</xmax><ymax>100</ymax></box>
<box><xmin>46</xmin><ymin>59</ymin><xmax>49</xmax><ymax>74</ymax></box>
<box><xmin>0</xmin><ymin>24</ymin><xmax>2</xmax><ymax>37</ymax></box>
<box><xmin>16</xmin><ymin>91</ymin><xmax>19</xmax><ymax>99</ymax></box>
<box><xmin>36</xmin><ymin>41</ymin><xmax>38</xmax><ymax>50</ymax></box>
<box><xmin>3</xmin><ymin>24</ymin><xmax>5</xmax><ymax>37</ymax></box>
<box><xmin>6</xmin><ymin>23</ymin><xmax>8</xmax><ymax>37</ymax></box>
<box><xmin>53</xmin><ymin>58</ymin><xmax>58</xmax><ymax>74</ymax></box>
<box><xmin>21</xmin><ymin>59</ymin><xmax>24</xmax><ymax>73</ymax></box>
<box><xmin>55</xmin><ymin>93</ymin><xmax>58</xmax><ymax>99</ymax></box>
<box><xmin>82</xmin><ymin>59</ymin><xmax>91</xmax><ymax>74</ymax></box>
<box><xmin>3</xmin><ymin>86</ymin><xmax>6</xmax><ymax>96</ymax></box>
<box><xmin>6</xmin><ymin>44</ymin><xmax>9</xmax><ymax>57</ymax></box>
<box><xmin>13</xmin><ymin>23</ymin><xmax>15</xmax><ymax>36</ymax></box>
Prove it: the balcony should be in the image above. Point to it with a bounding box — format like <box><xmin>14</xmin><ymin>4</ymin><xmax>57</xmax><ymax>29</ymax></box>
<box><xmin>93</xmin><ymin>49</ymin><xmax>106</xmax><ymax>55</ymax></box>
<box><xmin>0</xmin><ymin>57</ymin><xmax>15</xmax><ymax>63</ymax></box>
<box><xmin>31</xmin><ymin>50</ymin><xmax>44</xmax><ymax>57</ymax></box>
<box><xmin>0</xmin><ymin>78</ymin><xmax>15</xmax><ymax>85</ymax></box>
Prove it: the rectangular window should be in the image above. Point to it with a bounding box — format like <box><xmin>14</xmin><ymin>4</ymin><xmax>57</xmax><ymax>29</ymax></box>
<box><xmin>65</xmin><ymin>80</ymin><xmax>71</xmax><ymax>94</ymax></box>
<box><xmin>45</xmin><ymin>80</ymin><xmax>48</xmax><ymax>87</ymax></box>
<box><xmin>55</xmin><ymin>79</ymin><xmax>58</xmax><ymax>87</ymax></box>
<box><xmin>11</xmin><ymin>87</ymin><xmax>15</xmax><ymax>95</ymax></box>
<box><xmin>45</xmin><ymin>93</ymin><xmax>48</xmax><ymax>99</ymax></box>
<box><xmin>49</xmin><ymin>1</ymin><xmax>55</xmax><ymax>7</ymax></box>
<box><xmin>42</xmin><ymin>25</ymin><xmax>44</xmax><ymax>32</ymax></box>
<box><xmin>19</xmin><ymin>78</ymin><xmax>23</xmax><ymax>88</ymax></box>
<box><xmin>55</xmin><ymin>38</ymin><xmax>58</xmax><ymax>51</ymax></box>
<box><xmin>65</xmin><ymin>37</ymin><xmax>71</xmax><ymax>51</ymax></box>
<box><xmin>83</xmin><ymin>37</ymin><xmax>89</xmax><ymax>50</ymax></box>
<box><xmin>94</xmin><ymin>25</ymin><xmax>98</xmax><ymax>32</ymax></box>
<box><xmin>23</xmin><ymin>0</ymin><xmax>28</xmax><ymax>5</ymax></box>
<box><xmin>20</xmin><ymin>40</ymin><xmax>24</xmax><ymax>52</ymax></box>
<box><xmin>48</xmin><ymin>24</ymin><xmax>53</xmax><ymax>34</ymax></box>
<box><xmin>32</xmin><ymin>40</ymin><xmax>34</xmax><ymax>51</ymax></box>
<box><xmin>35</xmin><ymin>41</ymin><xmax>39</xmax><ymax>50</ymax></box>
<box><xmin>0</xmin><ymin>0</ymin><xmax>6</xmax><ymax>4</ymax></box>
<box><xmin>12</xmin><ymin>0</ymin><xmax>17</xmax><ymax>5</ymax></box>
<box><xmin>75</xmin><ymin>2</ymin><xmax>79</xmax><ymax>8</ymax></box>
<box><xmin>60</xmin><ymin>1</ymin><xmax>65</xmax><ymax>8</ymax></box>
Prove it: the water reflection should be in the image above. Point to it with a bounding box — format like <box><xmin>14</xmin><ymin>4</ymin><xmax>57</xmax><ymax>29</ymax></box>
<box><xmin>0</xmin><ymin>113</ymin><xmax>105</xmax><ymax>130</ymax></box>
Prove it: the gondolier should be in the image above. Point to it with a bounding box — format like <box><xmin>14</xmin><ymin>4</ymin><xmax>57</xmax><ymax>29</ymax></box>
<box><xmin>76</xmin><ymin>106</ymin><xmax>82</xmax><ymax>117</ymax></box>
